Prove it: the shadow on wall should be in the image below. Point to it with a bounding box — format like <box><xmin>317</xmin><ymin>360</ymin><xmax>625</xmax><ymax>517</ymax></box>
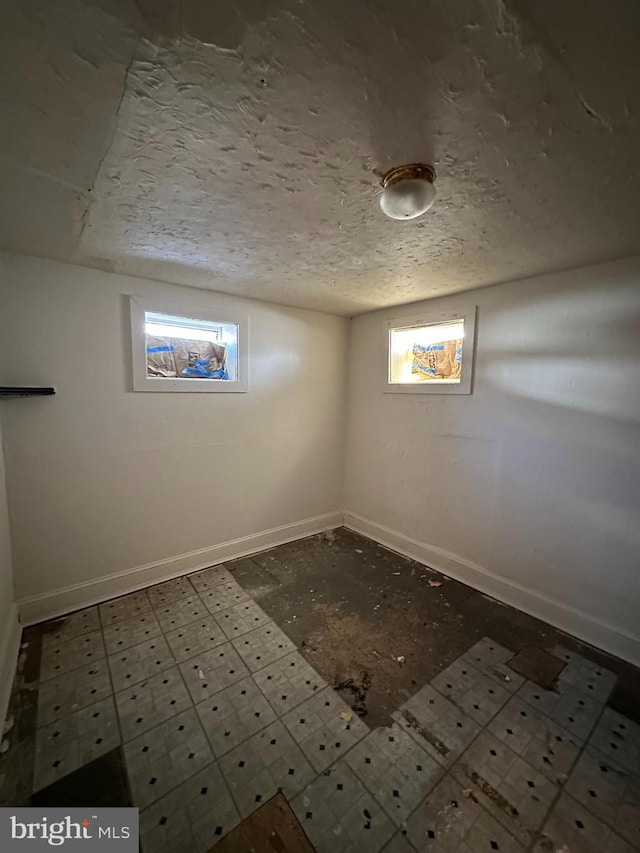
<box><xmin>482</xmin><ymin>279</ymin><xmax>640</xmax><ymax>426</ymax></box>
<box><xmin>477</xmin><ymin>265</ymin><xmax>640</xmax><ymax>587</ymax></box>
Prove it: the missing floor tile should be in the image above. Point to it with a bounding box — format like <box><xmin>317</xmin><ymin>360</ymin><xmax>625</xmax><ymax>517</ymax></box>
<box><xmin>213</xmin><ymin>791</ymin><xmax>314</xmax><ymax>852</ymax></box>
<box><xmin>507</xmin><ymin>647</ymin><xmax>565</xmax><ymax>690</ymax></box>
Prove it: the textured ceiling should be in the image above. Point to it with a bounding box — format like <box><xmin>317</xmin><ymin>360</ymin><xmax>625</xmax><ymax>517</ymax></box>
<box><xmin>1</xmin><ymin>0</ymin><xmax>639</xmax><ymax>316</ymax></box>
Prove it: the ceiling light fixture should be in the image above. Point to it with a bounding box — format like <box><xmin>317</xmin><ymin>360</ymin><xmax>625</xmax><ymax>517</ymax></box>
<box><xmin>379</xmin><ymin>163</ymin><xmax>436</xmax><ymax>221</ymax></box>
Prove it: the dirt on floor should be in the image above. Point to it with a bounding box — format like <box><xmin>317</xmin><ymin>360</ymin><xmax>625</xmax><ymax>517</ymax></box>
<box><xmin>227</xmin><ymin>527</ymin><xmax>640</xmax><ymax>729</ymax></box>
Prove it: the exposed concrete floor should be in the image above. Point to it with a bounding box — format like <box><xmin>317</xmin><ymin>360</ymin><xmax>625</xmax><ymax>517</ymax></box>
<box><xmin>226</xmin><ymin>528</ymin><xmax>640</xmax><ymax>729</ymax></box>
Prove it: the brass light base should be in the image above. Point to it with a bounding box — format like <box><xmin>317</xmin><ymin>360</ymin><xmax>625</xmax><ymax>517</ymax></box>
<box><xmin>381</xmin><ymin>163</ymin><xmax>436</xmax><ymax>188</ymax></box>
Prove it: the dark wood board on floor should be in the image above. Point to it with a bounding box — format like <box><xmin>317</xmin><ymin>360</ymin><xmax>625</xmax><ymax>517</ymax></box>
<box><xmin>211</xmin><ymin>792</ymin><xmax>314</xmax><ymax>853</ymax></box>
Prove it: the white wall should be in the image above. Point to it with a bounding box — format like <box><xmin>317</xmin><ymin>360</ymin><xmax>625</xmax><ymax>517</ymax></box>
<box><xmin>0</xmin><ymin>415</ymin><xmax>21</xmax><ymax>728</ymax></box>
<box><xmin>2</xmin><ymin>251</ymin><xmax>639</xmax><ymax>666</ymax></box>
<box><xmin>345</xmin><ymin>258</ymin><xmax>640</xmax><ymax>665</ymax></box>
<box><xmin>0</xmin><ymin>253</ymin><xmax>348</xmax><ymax>620</ymax></box>
<box><xmin>0</xmin><ymin>419</ymin><xmax>15</xmax><ymax>629</ymax></box>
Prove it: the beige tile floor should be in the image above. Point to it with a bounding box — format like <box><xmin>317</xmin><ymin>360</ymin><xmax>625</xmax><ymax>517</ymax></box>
<box><xmin>15</xmin><ymin>563</ymin><xmax>640</xmax><ymax>852</ymax></box>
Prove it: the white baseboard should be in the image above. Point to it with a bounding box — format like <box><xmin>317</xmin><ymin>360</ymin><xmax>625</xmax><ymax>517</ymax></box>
<box><xmin>18</xmin><ymin>511</ymin><xmax>344</xmax><ymax>626</ymax></box>
<box><xmin>17</xmin><ymin>507</ymin><xmax>640</xmax><ymax>668</ymax></box>
<box><xmin>344</xmin><ymin>511</ymin><xmax>640</xmax><ymax>668</ymax></box>
<box><xmin>0</xmin><ymin>602</ymin><xmax>22</xmax><ymax>732</ymax></box>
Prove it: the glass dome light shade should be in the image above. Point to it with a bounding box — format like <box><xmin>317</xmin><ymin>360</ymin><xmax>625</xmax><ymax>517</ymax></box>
<box><xmin>378</xmin><ymin>163</ymin><xmax>436</xmax><ymax>220</ymax></box>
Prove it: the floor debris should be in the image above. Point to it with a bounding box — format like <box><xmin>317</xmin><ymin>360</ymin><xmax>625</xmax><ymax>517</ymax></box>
<box><xmin>428</xmin><ymin>579</ymin><xmax>443</xmax><ymax>587</ymax></box>
<box><xmin>333</xmin><ymin>670</ymin><xmax>371</xmax><ymax>717</ymax></box>
<box><xmin>401</xmin><ymin>708</ymin><xmax>449</xmax><ymax>757</ymax></box>
<box><xmin>225</xmin><ymin>528</ymin><xmax>639</xmax><ymax>732</ymax></box>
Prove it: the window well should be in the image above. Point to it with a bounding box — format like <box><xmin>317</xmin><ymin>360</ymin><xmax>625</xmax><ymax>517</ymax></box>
<box><xmin>130</xmin><ymin>297</ymin><xmax>248</xmax><ymax>393</ymax></box>
<box><xmin>385</xmin><ymin>309</ymin><xmax>476</xmax><ymax>395</ymax></box>
<box><xmin>145</xmin><ymin>311</ymin><xmax>238</xmax><ymax>382</ymax></box>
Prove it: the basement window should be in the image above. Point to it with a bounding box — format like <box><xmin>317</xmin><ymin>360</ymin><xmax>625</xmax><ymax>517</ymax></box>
<box><xmin>130</xmin><ymin>297</ymin><xmax>248</xmax><ymax>392</ymax></box>
<box><xmin>386</xmin><ymin>308</ymin><xmax>476</xmax><ymax>394</ymax></box>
